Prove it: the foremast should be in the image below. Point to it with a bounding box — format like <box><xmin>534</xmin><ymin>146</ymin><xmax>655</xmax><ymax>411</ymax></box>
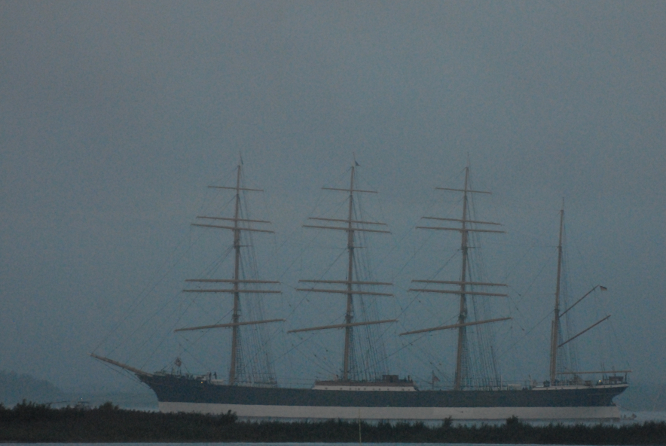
<box><xmin>178</xmin><ymin>164</ymin><xmax>283</xmax><ymax>386</ymax></box>
<box><xmin>401</xmin><ymin>166</ymin><xmax>509</xmax><ymax>390</ymax></box>
<box><xmin>289</xmin><ymin>164</ymin><xmax>396</xmax><ymax>381</ymax></box>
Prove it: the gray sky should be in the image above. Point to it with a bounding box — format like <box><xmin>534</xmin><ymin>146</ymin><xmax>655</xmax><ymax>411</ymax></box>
<box><xmin>1</xmin><ymin>1</ymin><xmax>664</xmax><ymax>392</ymax></box>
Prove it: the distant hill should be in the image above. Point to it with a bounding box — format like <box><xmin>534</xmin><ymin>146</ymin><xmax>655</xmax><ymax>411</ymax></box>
<box><xmin>0</xmin><ymin>370</ymin><xmax>64</xmax><ymax>405</ymax></box>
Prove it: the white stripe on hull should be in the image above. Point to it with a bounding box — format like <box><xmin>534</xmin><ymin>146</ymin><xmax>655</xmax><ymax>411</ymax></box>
<box><xmin>158</xmin><ymin>401</ymin><xmax>620</xmax><ymax>421</ymax></box>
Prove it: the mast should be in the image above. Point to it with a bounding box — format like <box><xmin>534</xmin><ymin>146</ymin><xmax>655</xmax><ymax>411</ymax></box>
<box><xmin>547</xmin><ymin>206</ymin><xmax>619</xmax><ymax>383</ymax></box>
<box><xmin>343</xmin><ymin>166</ymin><xmax>356</xmax><ymax>380</ymax></box>
<box><xmin>290</xmin><ymin>163</ymin><xmax>395</xmax><ymax>382</ymax></box>
<box><xmin>549</xmin><ymin>205</ymin><xmax>564</xmax><ymax>384</ymax></box>
<box><xmin>229</xmin><ymin>165</ymin><xmax>242</xmax><ymax>385</ymax></box>
<box><xmin>401</xmin><ymin>166</ymin><xmax>508</xmax><ymax>390</ymax></box>
<box><xmin>178</xmin><ymin>163</ymin><xmax>283</xmax><ymax>386</ymax></box>
<box><xmin>454</xmin><ymin>167</ymin><xmax>471</xmax><ymax>390</ymax></box>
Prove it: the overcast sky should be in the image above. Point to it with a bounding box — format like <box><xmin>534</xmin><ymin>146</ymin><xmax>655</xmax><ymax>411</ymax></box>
<box><xmin>1</xmin><ymin>1</ymin><xmax>664</xmax><ymax>392</ymax></box>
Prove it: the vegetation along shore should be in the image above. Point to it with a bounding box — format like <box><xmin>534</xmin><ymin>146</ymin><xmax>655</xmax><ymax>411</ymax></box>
<box><xmin>1</xmin><ymin>400</ymin><xmax>665</xmax><ymax>444</ymax></box>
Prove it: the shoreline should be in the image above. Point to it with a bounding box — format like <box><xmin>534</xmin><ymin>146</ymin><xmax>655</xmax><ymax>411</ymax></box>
<box><xmin>2</xmin><ymin>401</ymin><xmax>666</xmax><ymax>444</ymax></box>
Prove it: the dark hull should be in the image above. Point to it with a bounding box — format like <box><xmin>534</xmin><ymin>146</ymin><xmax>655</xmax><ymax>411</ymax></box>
<box><xmin>139</xmin><ymin>374</ymin><xmax>627</xmax><ymax>420</ymax></box>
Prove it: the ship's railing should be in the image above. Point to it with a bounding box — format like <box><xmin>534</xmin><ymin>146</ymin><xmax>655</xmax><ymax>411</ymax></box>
<box><xmin>151</xmin><ymin>371</ymin><xmax>628</xmax><ymax>390</ymax></box>
<box><xmin>417</xmin><ymin>372</ymin><xmax>629</xmax><ymax>391</ymax></box>
<box><xmin>527</xmin><ymin>371</ymin><xmax>629</xmax><ymax>389</ymax></box>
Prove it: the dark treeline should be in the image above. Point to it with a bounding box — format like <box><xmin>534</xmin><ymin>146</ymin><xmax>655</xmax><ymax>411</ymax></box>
<box><xmin>1</xmin><ymin>400</ymin><xmax>665</xmax><ymax>444</ymax></box>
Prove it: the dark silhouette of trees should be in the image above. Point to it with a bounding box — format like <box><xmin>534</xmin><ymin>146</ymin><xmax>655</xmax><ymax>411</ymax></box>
<box><xmin>1</xmin><ymin>401</ymin><xmax>664</xmax><ymax>444</ymax></box>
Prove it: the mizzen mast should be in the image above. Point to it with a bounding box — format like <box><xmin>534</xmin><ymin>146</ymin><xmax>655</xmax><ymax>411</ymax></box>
<box><xmin>178</xmin><ymin>164</ymin><xmax>283</xmax><ymax>386</ymax></box>
<box><xmin>401</xmin><ymin>166</ymin><xmax>508</xmax><ymax>390</ymax></box>
<box><xmin>289</xmin><ymin>164</ymin><xmax>395</xmax><ymax>382</ymax></box>
<box><xmin>547</xmin><ymin>206</ymin><xmax>619</xmax><ymax>383</ymax></box>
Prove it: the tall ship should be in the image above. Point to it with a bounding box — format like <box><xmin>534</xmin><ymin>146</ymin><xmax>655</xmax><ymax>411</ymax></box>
<box><xmin>92</xmin><ymin>163</ymin><xmax>629</xmax><ymax>420</ymax></box>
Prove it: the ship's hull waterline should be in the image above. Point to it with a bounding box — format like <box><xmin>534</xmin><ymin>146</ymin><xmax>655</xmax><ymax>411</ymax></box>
<box><xmin>140</xmin><ymin>375</ymin><xmax>627</xmax><ymax>421</ymax></box>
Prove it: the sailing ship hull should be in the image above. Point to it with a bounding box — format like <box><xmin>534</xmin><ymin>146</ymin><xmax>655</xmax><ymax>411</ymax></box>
<box><xmin>139</xmin><ymin>374</ymin><xmax>626</xmax><ymax>421</ymax></box>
